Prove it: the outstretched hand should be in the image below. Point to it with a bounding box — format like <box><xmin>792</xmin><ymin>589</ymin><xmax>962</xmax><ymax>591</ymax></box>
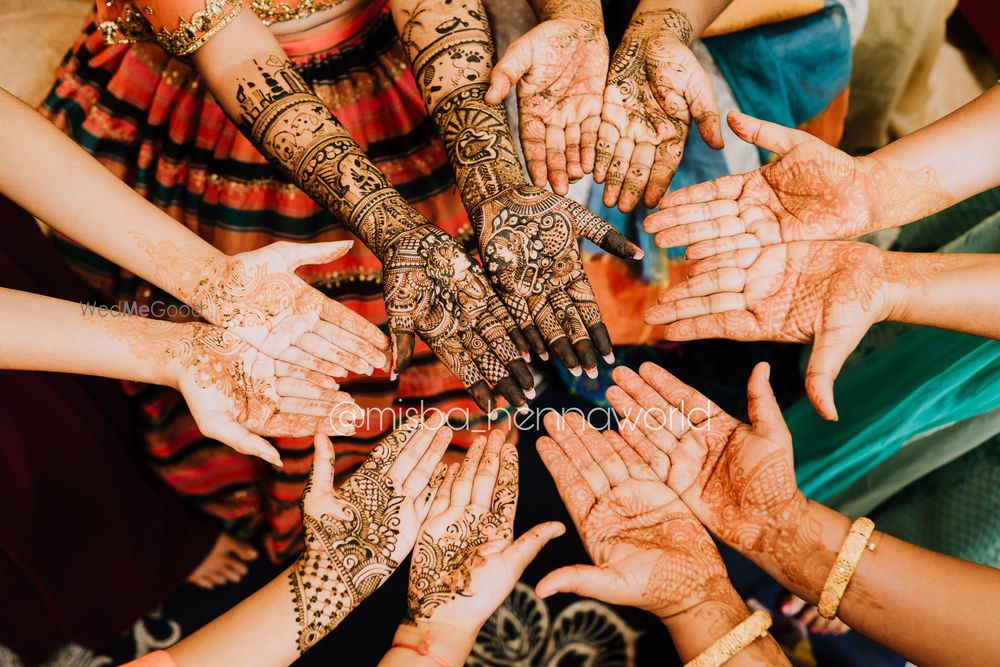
<box><xmin>475</xmin><ymin>186</ymin><xmax>643</xmax><ymax>377</ymax></box>
<box><xmin>645</xmin><ymin>112</ymin><xmax>952</xmax><ymax>258</ymax></box>
<box><xmin>290</xmin><ymin>413</ymin><xmax>452</xmax><ymax>651</ymax></box>
<box><xmin>486</xmin><ymin>17</ymin><xmax>609</xmax><ymax>194</ymax></box>
<box><xmin>596</xmin><ymin>8</ymin><xmax>722</xmax><ymax>213</ymax></box>
<box><xmin>644</xmin><ymin>240</ymin><xmax>910</xmax><ymax>419</ymax></box>
<box><xmin>536</xmin><ymin>412</ymin><xmax>733</xmax><ymax>620</ymax></box>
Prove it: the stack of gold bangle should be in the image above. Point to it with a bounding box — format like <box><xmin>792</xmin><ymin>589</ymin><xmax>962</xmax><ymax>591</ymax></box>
<box><xmin>818</xmin><ymin>517</ymin><xmax>876</xmax><ymax>620</ymax></box>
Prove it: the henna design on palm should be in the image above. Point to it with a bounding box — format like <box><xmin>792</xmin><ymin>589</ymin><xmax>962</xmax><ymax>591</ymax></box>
<box><xmin>648</xmin><ymin>112</ymin><xmax>955</xmax><ymax>257</ymax></box>
<box><xmin>595</xmin><ymin>9</ymin><xmax>723</xmax><ymax>213</ymax></box>
<box><xmin>291</xmin><ymin>415</ymin><xmax>452</xmax><ymax>652</ymax></box>
<box><xmin>232</xmin><ymin>55</ymin><xmax>532</xmax><ymax>412</ymax></box>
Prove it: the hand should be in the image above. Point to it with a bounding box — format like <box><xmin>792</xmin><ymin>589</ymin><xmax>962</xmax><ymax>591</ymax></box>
<box><xmin>290</xmin><ymin>414</ymin><xmax>452</xmax><ymax>652</ymax></box>
<box><xmin>607</xmin><ymin>361</ymin><xmax>831</xmax><ymax>599</ymax></box>
<box><xmin>181</xmin><ymin>240</ymin><xmax>391</xmax><ymax>379</ymax></box>
<box><xmin>172</xmin><ymin>323</ymin><xmax>362</xmax><ymax>465</ymax></box>
<box><xmin>535</xmin><ymin>412</ymin><xmax>734</xmax><ymax>620</ymax></box>
<box><xmin>646</xmin><ymin>112</ymin><xmax>953</xmax><ymax>258</ymax></box>
<box><xmin>644</xmin><ymin>240</ymin><xmax>925</xmax><ymax>419</ymax></box>
<box><xmin>382</xmin><ymin>217</ymin><xmax>536</xmax><ymax>416</ymax></box>
<box><xmin>475</xmin><ymin>185</ymin><xmax>643</xmax><ymax>377</ymax></box>
<box><xmin>595</xmin><ymin>8</ymin><xmax>722</xmax><ymax>213</ymax></box>
<box><xmin>486</xmin><ymin>17</ymin><xmax>609</xmax><ymax>194</ymax></box>
<box><xmin>402</xmin><ymin>429</ymin><xmax>564</xmax><ymax>645</ymax></box>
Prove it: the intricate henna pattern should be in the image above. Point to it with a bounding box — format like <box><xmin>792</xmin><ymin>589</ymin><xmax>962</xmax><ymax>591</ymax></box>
<box><xmin>233</xmin><ymin>55</ymin><xmax>530</xmax><ymax>410</ymax></box>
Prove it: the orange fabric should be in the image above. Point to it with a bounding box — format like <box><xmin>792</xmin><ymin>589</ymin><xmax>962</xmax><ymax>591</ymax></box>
<box><xmin>703</xmin><ymin>0</ymin><xmax>824</xmax><ymax>37</ymax></box>
<box><xmin>121</xmin><ymin>650</ymin><xmax>177</xmax><ymax>667</ymax></box>
<box><xmin>799</xmin><ymin>87</ymin><xmax>850</xmax><ymax>147</ymax></box>
<box><xmin>99</xmin><ymin>0</ymin><xmax>245</xmax><ymax>38</ymax></box>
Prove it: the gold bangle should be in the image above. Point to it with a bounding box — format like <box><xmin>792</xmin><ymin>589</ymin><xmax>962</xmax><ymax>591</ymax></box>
<box><xmin>684</xmin><ymin>610</ymin><xmax>772</xmax><ymax>667</ymax></box>
<box><xmin>818</xmin><ymin>516</ymin><xmax>876</xmax><ymax>620</ymax></box>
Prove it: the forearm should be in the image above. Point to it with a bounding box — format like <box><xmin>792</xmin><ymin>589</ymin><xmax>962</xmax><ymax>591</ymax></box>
<box><xmin>753</xmin><ymin>501</ymin><xmax>1000</xmax><ymax>667</ymax></box>
<box><xmin>193</xmin><ymin>11</ymin><xmax>422</xmax><ymax>259</ymax></box>
<box><xmin>864</xmin><ymin>84</ymin><xmax>1000</xmax><ymax>230</ymax></box>
<box><xmin>380</xmin><ymin>622</ymin><xmax>477</xmax><ymax>667</ymax></box>
<box><xmin>391</xmin><ymin>0</ymin><xmax>528</xmax><ymax>213</ymax></box>
<box><xmin>882</xmin><ymin>251</ymin><xmax>1000</xmax><ymax>339</ymax></box>
<box><xmin>0</xmin><ymin>88</ymin><xmax>226</xmax><ymax>305</ymax></box>
<box><xmin>168</xmin><ymin>565</ymin><xmax>300</xmax><ymax>667</ymax></box>
<box><xmin>0</xmin><ymin>287</ymin><xmax>183</xmax><ymax>386</ymax></box>
<box><xmin>663</xmin><ymin>585</ymin><xmax>788</xmax><ymax>665</ymax></box>
<box><xmin>527</xmin><ymin>0</ymin><xmax>602</xmax><ymax>22</ymax></box>
<box><xmin>630</xmin><ymin>0</ymin><xmax>732</xmax><ymax>39</ymax></box>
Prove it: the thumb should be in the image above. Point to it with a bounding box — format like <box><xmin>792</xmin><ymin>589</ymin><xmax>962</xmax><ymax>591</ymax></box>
<box><xmin>386</xmin><ymin>311</ymin><xmax>415</xmax><ymax>379</ymax></box>
<box><xmin>486</xmin><ymin>37</ymin><xmax>532</xmax><ymax>104</ymax></box>
<box><xmin>535</xmin><ymin>564</ymin><xmax>619</xmax><ymax>601</ymax></box>
<box><xmin>309</xmin><ymin>433</ymin><xmax>337</xmax><ymax>496</ymax></box>
<box><xmin>569</xmin><ymin>201</ymin><xmax>645</xmax><ymax>260</ymax></box>
<box><xmin>746</xmin><ymin>362</ymin><xmax>790</xmax><ymax>440</ymax></box>
<box><xmin>285</xmin><ymin>240</ymin><xmax>354</xmax><ymax>269</ymax></box>
<box><xmin>204</xmin><ymin>420</ymin><xmax>283</xmax><ymax>467</ymax></box>
<box><xmin>804</xmin><ymin>325</ymin><xmax>865</xmax><ymax>421</ymax></box>
<box><xmin>503</xmin><ymin>522</ymin><xmax>566</xmax><ymax>572</ymax></box>
<box><xmin>726</xmin><ymin>110</ymin><xmax>812</xmax><ymax>156</ymax></box>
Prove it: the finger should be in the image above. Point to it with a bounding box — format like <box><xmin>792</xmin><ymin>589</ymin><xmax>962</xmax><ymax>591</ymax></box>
<box><xmin>580</xmin><ymin>113</ymin><xmax>601</xmax><ymax>174</ymax></box>
<box><xmin>453</xmin><ymin>435</ymin><xmax>488</xmax><ymax>506</ymax></box>
<box><xmin>276</xmin><ymin>396</ymin><xmax>341</xmax><ymax>418</ymax></box>
<box><xmin>522</xmin><ymin>325</ymin><xmax>549</xmax><ymax>360</ymax></box>
<box><xmin>564</xmin><ymin>270</ymin><xmax>613</xmax><ymax>362</ymax></box>
<box><xmin>565</xmin><ymin>123</ymin><xmax>584</xmax><ymax>180</ymax></box>
<box><xmin>387</xmin><ymin>312</ymin><xmax>415</xmax><ymax>376</ymax></box>
<box><xmin>523</xmin><ymin>115</ymin><xmax>550</xmax><ymax>188</ymax></box>
<box><xmin>221</xmin><ymin>558</ymin><xmax>249</xmax><ymax>579</ymax></box>
<box><xmin>685</xmin><ymin>247</ymin><xmax>761</xmax><ymax>278</ymax></box>
<box><xmin>390</xmin><ymin>410</ymin><xmax>446</xmax><ymax>483</ymax></box>
<box><xmin>296</xmin><ymin>332</ymin><xmax>375</xmax><ymax>375</ymax></box>
<box><xmin>593</xmin><ymin>121</ymin><xmax>619</xmax><ymax>184</ymax></box>
<box><xmin>565</xmin><ymin>412</ymin><xmax>629</xmax><ymax>485</ymax></box>
<box><xmin>610</xmin><ymin>365</ymin><xmax>699</xmax><ymax>435</ymax></box>
<box><xmin>429</xmin><ymin>462</ymin><xmax>460</xmax><ymax>516</ymax></box>
<box><xmin>727</xmin><ymin>110</ymin><xmax>813</xmax><ymax>155</ymax></box>
<box><xmin>202</xmin><ymin>420</ymin><xmax>282</xmax><ymax>467</ymax></box>
<box><xmin>536</xmin><ymin>436</ymin><xmax>594</xmax><ymax>526</ymax></box>
<box><xmin>471</xmin><ymin>429</ymin><xmax>505</xmax><ymax>507</ymax></box>
<box><xmin>684</xmin><ymin>234</ymin><xmax>763</xmax><ymax>260</ymax></box>
<box><xmin>536</xmin><ymin>564</ymin><xmax>618</xmax><ymax>600</ymax></box>
<box><xmin>313</xmin><ymin>319</ymin><xmax>388</xmax><ymax>371</ymax></box>
<box><xmin>284</xmin><ymin>240</ymin><xmax>354</xmax><ymax>268</ymax></box>
<box><xmin>548</xmin><ymin>289</ymin><xmax>597</xmax><ymax>377</ymax></box>
<box><xmin>276</xmin><ymin>346</ymin><xmax>348</xmax><ymax>379</ymax></box>
<box><xmin>645</xmin><ymin>137</ymin><xmax>684</xmax><ymax>209</ymax></box>
<box><xmin>746</xmin><ymin>362</ymin><xmax>791</xmax><ymax>440</ymax></box>
<box><xmin>542</xmin><ymin>411</ymin><xmax>611</xmax><ymax>497</ymax></box>
<box><xmin>414</xmin><ymin>462</ymin><xmax>447</xmax><ymax>522</ymax></box>
<box><xmin>644</xmin><ymin>293</ymin><xmax>748</xmax><ymax>326</ymax></box>
<box><xmin>644</xmin><ymin>200</ymin><xmax>741</xmax><ymax>234</ymax></box>
<box><xmin>403</xmin><ymin>422</ymin><xmax>453</xmax><ymax>495</ymax></box>
<box><xmin>619</xmin><ymin>142</ymin><xmax>655</xmax><ymax>214</ymax></box>
<box><xmin>662</xmin><ymin>311</ymin><xmax>760</xmax><ymax>341</ymax></box>
<box><xmin>309</xmin><ymin>433</ymin><xmax>336</xmax><ymax>496</ymax></box>
<box><xmin>528</xmin><ymin>293</ymin><xmax>581</xmax><ymax>376</ymax></box>
<box><xmin>503</xmin><ymin>521</ymin><xmax>566</xmax><ymax>572</ymax></box>
<box><xmin>656</xmin><ymin>268</ymin><xmax>746</xmax><ymax>302</ymax></box>
<box><xmin>274</xmin><ymin>377</ymin><xmax>351</xmax><ymax>403</ymax></box>
<box><xmin>605</xmin><ymin>385</ymin><xmax>682</xmax><ymax>456</ymax></box>
<box><xmin>493</xmin><ymin>441</ymin><xmax>519</xmax><ymax>522</ymax></box>
<box><xmin>684</xmin><ymin>64</ymin><xmax>723</xmax><ymax>150</ymax></box>
<box><xmin>805</xmin><ymin>323</ymin><xmax>866</xmax><ymax>422</ymax></box>
<box><xmin>615</xmin><ymin>419</ymin><xmax>671</xmax><ymax>481</ymax></box>
<box><xmin>635</xmin><ymin>361</ymin><xmax>724</xmax><ymax>426</ymax></box>
<box><xmin>566</xmin><ymin>198</ymin><xmax>643</xmax><ymax>260</ymax></box>
<box><xmin>602</xmin><ymin>137</ymin><xmax>634</xmax><ymax>208</ymax></box>
<box><xmin>273</xmin><ymin>360</ymin><xmax>340</xmax><ymax>390</ymax></box>
<box><xmin>487</xmin><ymin>37</ymin><xmax>532</xmax><ymax>104</ymax></box>
<box><xmin>652</xmin><ymin>215</ymin><xmax>747</xmax><ymax>249</ymax></box>
<box><xmin>657</xmin><ymin>175</ymin><xmax>748</xmax><ymax>210</ymax></box>
<box><xmin>373</xmin><ymin>412</ymin><xmax>430</xmax><ymax>475</ymax></box>
<box><xmin>601</xmin><ymin>429</ymin><xmax>659</xmax><ymax>481</ymax></box>
<box><xmin>507</xmin><ymin>357</ymin><xmax>535</xmax><ymax>396</ymax></box>
<box><xmin>320</xmin><ymin>297</ymin><xmax>390</xmax><ymax>353</ymax></box>
<box><xmin>546</xmin><ymin>124</ymin><xmax>570</xmax><ymax>195</ymax></box>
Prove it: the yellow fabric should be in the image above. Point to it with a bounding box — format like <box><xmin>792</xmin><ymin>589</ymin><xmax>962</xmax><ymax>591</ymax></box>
<box><xmin>703</xmin><ymin>0</ymin><xmax>824</xmax><ymax>37</ymax></box>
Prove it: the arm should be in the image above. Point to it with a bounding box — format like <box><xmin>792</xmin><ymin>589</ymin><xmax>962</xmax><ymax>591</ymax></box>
<box><xmin>537</xmin><ymin>412</ymin><xmax>787</xmax><ymax>665</ymax></box>
<box><xmin>0</xmin><ymin>87</ymin><xmax>388</xmax><ymax>378</ymax></box>
<box><xmin>380</xmin><ymin>429</ymin><xmax>564</xmax><ymax>666</ymax></box>
<box><xmin>594</xmin><ymin>0</ymin><xmax>728</xmax><ymax>212</ymax></box>
<box><xmin>0</xmin><ymin>288</ymin><xmax>362</xmax><ymax>463</ymax></box>
<box><xmin>171</xmin><ymin>418</ymin><xmax>451</xmax><ymax>666</ymax></box>
<box><xmin>610</xmin><ymin>361</ymin><xmax>1000</xmax><ymax>667</ymax></box>
<box><xmin>391</xmin><ymin>0</ymin><xmax>642</xmax><ymax>378</ymax></box>
<box><xmin>648</xmin><ymin>88</ymin><xmax>1000</xmax><ymax>253</ymax></box>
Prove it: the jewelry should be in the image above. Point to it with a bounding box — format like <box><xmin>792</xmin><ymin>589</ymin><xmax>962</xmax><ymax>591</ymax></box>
<box><xmin>685</xmin><ymin>610</ymin><xmax>772</xmax><ymax>667</ymax></box>
<box><xmin>390</xmin><ymin>630</ymin><xmax>450</xmax><ymax>667</ymax></box>
<box><xmin>818</xmin><ymin>516</ymin><xmax>876</xmax><ymax>619</ymax></box>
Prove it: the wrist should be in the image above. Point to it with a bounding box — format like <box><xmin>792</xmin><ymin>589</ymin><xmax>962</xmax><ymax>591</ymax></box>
<box><xmin>534</xmin><ymin>0</ymin><xmax>603</xmax><ymax>24</ymax></box>
<box><xmin>390</xmin><ymin>621</ymin><xmax>477</xmax><ymax>666</ymax></box>
<box><xmin>661</xmin><ymin>586</ymin><xmax>756</xmax><ymax>662</ymax></box>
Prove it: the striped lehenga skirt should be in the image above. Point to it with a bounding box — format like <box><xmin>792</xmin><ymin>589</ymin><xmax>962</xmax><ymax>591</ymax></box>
<box><xmin>40</xmin><ymin>0</ymin><xmax>487</xmax><ymax>560</ymax></box>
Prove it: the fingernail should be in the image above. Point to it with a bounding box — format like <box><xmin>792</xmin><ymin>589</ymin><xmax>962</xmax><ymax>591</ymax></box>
<box><xmin>569</xmin><ymin>366</ymin><xmax>582</xmax><ymax>377</ymax></box>
<box><xmin>489</xmin><ymin>409</ymin><xmax>499</xmax><ymax>420</ymax></box>
<box><xmin>633</xmin><ymin>248</ymin><xmax>645</xmax><ymax>260</ymax></box>
<box><xmin>521</xmin><ymin>352</ymin><xmax>531</xmax><ymax>362</ymax></box>
<box><xmin>539</xmin><ymin>351</ymin><xmax>549</xmax><ymax>361</ymax></box>
<box><xmin>518</xmin><ymin>404</ymin><xmax>530</xmax><ymax>415</ymax></box>
<box><xmin>525</xmin><ymin>387</ymin><xmax>537</xmax><ymax>400</ymax></box>
<box><xmin>390</xmin><ymin>370</ymin><xmax>398</xmax><ymax>381</ymax></box>
<box><xmin>603</xmin><ymin>352</ymin><xmax>615</xmax><ymax>364</ymax></box>
<box><xmin>585</xmin><ymin>367</ymin><xmax>598</xmax><ymax>379</ymax></box>
<box><xmin>781</xmin><ymin>602</ymin><xmax>793</xmax><ymax>615</ymax></box>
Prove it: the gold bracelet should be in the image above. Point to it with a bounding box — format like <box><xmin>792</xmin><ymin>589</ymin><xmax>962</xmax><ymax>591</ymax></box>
<box><xmin>818</xmin><ymin>516</ymin><xmax>876</xmax><ymax>619</ymax></box>
<box><xmin>684</xmin><ymin>610</ymin><xmax>772</xmax><ymax>667</ymax></box>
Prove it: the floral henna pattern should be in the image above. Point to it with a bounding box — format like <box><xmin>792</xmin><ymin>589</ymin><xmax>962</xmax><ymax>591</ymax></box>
<box><xmin>596</xmin><ymin>8</ymin><xmax>721</xmax><ymax>212</ymax></box>
<box><xmin>232</xmin><ymin>55</ymin><xmax>530</xmax><ymax>411</ymax></box>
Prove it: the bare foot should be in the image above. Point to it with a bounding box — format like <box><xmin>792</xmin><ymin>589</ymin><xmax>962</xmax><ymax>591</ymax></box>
<box><xmin>188</xmin><ymin>533</ymin><xmax>258</xmax><ymax>589</ymax></box>
<box><xmin>782</xmin><ymin>594</ymin><xmax>851</xmax><ymax>636</ymax></box>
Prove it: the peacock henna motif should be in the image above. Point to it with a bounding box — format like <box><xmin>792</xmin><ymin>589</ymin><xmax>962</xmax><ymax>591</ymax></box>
<box><xmin>230</xmin><ymin>54</ymin><xmax>531</xmax><ymax>410</ymax></box>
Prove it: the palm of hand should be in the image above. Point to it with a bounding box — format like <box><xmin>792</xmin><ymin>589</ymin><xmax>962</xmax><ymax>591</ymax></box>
<box><xmin>578</xmin><ymin>479</ymin><xmax>725</xmax><ymax>618</ymax></box>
